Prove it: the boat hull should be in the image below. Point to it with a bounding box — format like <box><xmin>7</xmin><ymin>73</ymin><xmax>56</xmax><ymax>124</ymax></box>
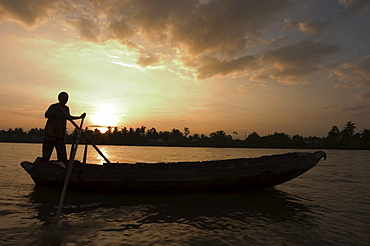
<box><xmin>21</xmin><ymin>151</ymin><xmax>326</xmax><ymax>193</ymax></box>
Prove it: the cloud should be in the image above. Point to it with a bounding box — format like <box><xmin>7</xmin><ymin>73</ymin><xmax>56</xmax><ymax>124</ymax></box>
<box><xmin>68</xmin><ymin>17</ymin><xmax>100</xmax><ymax>42</ymax></box>
<box><xmin>103</xmin><ymin>0</ymin><xmax>291</xmax><ymax>79</ymax></box>
<box><xmin>261</xmin><ymin>40</ymin><xmax>342</xmax><ymax>84</ymax></box>
<box><xmin>339</xmin><ymin>105</ymin><xmax>367</xmax><ymax>112</ymax></box>
<box><xmin>333</xmin><ymin>55</ymin><xmax>370</xmax><ymax>88</ymax></box>
<box><xmin>356</xmin><ymin>92</ymin><xmax>370</xmax><ymax>100</ymax></box>
<box><xmin>250</xmin><ymin>73</ymin><xmax>270</xmax><ymax>82</ymax></box>
<box><xmin>169</xmin><ymin>0</ymin><xmax>290</xmax><ymax>55</ymax></box>
<box><xmin>108</xmin><ymin>19</ymin><xmax>135</xmax><ymax>42</ymax></box>
<box><xmin>190</xmin><ymin>55</ymin><xmax>258</xmax><ymax>80</ymax></box>
<box><xmin>338</xmin><ymin>0</ymin><xmax>370</xmax><ymax>14</ymax></box>
<box><xmin>0</xmin><ymin>0</ymin><xmax>57</xmax><ymax>27</ymax></box>
<box><xmin>237</xmin><ymin>83</ymin><xmax>265</xmax><ymax>92</ymax></box>
<box><xmin>3</xmin><ymin>0</ymin><xmax>358</xmax><ymax>83</ymax></box>
<box><xmin>283</xmin><ymin>19</ymin><xmax>329</xmax><ymax>35</ymax></box>
<box><xmin>137</xmin><ymin>53</ymin><xmax>161</xmax><ymax>67</ymax></box>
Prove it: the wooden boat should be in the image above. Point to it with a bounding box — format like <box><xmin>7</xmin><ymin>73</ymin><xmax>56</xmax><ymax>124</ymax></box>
<box><xmin>20</xmin><ymin>151</ymin><xmax>326</xmax><ymax>193</ymax></box>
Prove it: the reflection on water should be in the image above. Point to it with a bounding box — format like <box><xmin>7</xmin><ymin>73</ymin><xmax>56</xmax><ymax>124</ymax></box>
<box><xmin>95</xmin><ymin>147</ymin><xmax>110</xmax><ymax>164</ymax></box>
<box><xmin>24</xmin><ymin>187</ymin><xmax>319</xmax><ymax>245</ymax></box>
<box><xmin>28</xmin><ymin>187</ymin><xmax>314</xmax><ymax>225</ymax></box>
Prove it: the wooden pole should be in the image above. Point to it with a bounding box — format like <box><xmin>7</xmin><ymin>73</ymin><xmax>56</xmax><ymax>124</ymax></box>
<box><xmin>83</xmin><ymin>127</ymin><xmax>88</xmax><ymax>164</ymax></box>
<box><xmin>54</xmin><ymin>117</ymin><xmax>84</xmax><ymax>220</ymax></box>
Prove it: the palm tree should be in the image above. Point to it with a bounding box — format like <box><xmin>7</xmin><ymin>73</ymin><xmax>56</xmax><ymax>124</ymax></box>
<box><xmin>341</xmin><ymin>121</ymin><xmax>356</xmax><ymax>144</ymax></box>
<box><xmin>343</xmin><ymin>121</ymin><xmax>356</xmax><ymax>136</ymax></box>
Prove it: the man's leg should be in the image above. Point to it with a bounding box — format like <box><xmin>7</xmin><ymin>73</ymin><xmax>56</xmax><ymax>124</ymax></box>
<box><xmin>55</xmin><ymin>137</ymin><xmax>67</xmax><ymax>163</ymax></box>
<box><xmin>42</xmin><ymin>137</ymin><xmax>54</xmax><ymax>162</ymax></box>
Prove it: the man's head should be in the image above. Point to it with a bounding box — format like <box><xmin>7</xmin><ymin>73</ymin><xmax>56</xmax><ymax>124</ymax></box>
<box><xmin>58</xmin><ymin>92</ymin><xmax>69</xmax><ymax>105</ymax></box>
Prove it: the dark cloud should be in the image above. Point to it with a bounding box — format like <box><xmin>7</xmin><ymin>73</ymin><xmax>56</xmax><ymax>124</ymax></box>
<box><xmin>103</xmin><ymin>0</ymin><xmax>291</xmax><ymax>76</ymax></box>
<box><xmin>107</xmin><ymin>0</ymin><xmax>189</xmax><ymax>43</ymax></box>
<box><xmin>68</xmin><ymin>17</ymin><xmax>100</xmax><ymax>42</ymax></box>
<box><xmin>0</xmin><ymin>0</ymin><xmax>57</xmax><ymax>26</ymax></box>
<box><xmin>264</xmin><ymin>40</ymin><xmax>341</xmax><ymax>68</ymax></box>
<box><xmin>170</xmin><ymin>0</ymin><xmax>290</xmax><ymax>55</ymax></box>
<box><xmin>338</xmin><ymin>0</ymin><xmax>370</xmax><ymax>14</ymax></box>
<box><xmin>103</xmin><ymin>0</ymin><xmax>291</xmax><ymax>59</ymax></box>
<box><xmin>108</xmin><ymin>19</ymin><xmax>135</xmax><ymax>42</ymax></box>
<box><xmin>262</xmin><ymin>40</ymin><xmax>342</xmax><ymax>84</ymax></box>
<box><xmin>190</xmin><ymin>55</ymin><xmax>257</xmax><ymax>80</ymax></box>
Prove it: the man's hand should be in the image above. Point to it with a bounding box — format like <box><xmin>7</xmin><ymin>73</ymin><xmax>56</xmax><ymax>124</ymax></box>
<box><xmin>80</xmin><ymin>112</ymin><xmax>86</xmax><ymax>119</ymax></box>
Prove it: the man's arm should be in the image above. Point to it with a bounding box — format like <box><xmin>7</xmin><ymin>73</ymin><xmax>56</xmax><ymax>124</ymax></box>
<box><xmin>65</xmin><ymin>106</ymin><xmax>86</xmax><ymax>120</ymax></box>
<box><xmin>70</xmin><ymin>112</ymin><xmax>86</xmax><ymax>120</ymax></box>
<box><xmin>57</xmin><ymin>105</ymin><xmax>86</xmax><ymax>120</ymax></box>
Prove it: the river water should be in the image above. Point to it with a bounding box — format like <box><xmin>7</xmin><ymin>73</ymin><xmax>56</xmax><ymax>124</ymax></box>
<box><xmin>0</xmin><ymin>143</ymin><xmax>369</xmax><ymax>245</ymax></box>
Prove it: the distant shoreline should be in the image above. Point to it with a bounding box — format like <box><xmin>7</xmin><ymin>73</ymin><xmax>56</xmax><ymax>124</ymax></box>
<box><xmin>1</xmin><ymin>123</ymin><xmax>370</xmax><ymax>150</ymax></box>
<box><xmin>1</xmin><ymin>140</ymin><xmax>369</xmax><ymax>150</ymax></box>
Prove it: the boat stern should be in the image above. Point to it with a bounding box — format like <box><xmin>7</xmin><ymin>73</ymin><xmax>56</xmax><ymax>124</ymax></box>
<box><xmin>20</xmin><ymin>158</ymin><xmax>68</xmax><ymax>187</ymax></box>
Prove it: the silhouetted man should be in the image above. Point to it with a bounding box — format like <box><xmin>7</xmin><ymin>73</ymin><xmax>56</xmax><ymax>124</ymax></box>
<box><xmin>42</xmin><ymin>92</ymin><xmax>85</xmax><ymax>163</ymax></box>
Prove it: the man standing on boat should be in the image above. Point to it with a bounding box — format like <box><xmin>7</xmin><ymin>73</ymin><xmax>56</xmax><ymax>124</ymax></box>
<box><xmin>42</xmin><ymin>92</ymin><xmax>86</xmax><ymax>163</ymax></box>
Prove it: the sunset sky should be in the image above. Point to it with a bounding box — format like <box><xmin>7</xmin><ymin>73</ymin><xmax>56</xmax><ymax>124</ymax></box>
<box><xmin>1</xmin><ymin>0</ymin><xmax>369</xmax><ymax>138</ymax></box>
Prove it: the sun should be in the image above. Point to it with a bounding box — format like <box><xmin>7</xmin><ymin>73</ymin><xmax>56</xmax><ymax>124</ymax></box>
<box><xmin>94</xmin><ymin>126</ymin><xmax>110</xmax><ymax>134</ymax></box>
<box><xmin>89</xmin><ymin>103</ymin><xmax>125</xmax><ymax>133</ymax></box>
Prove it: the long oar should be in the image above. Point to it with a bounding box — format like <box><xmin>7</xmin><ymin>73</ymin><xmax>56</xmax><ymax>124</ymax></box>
<box><xmin>54</xmin><ymin>117</ymin><xmax>84</xmax><ymax>220</ymax></box>
<box><xmin>61</xmin><ymin>110</ymin><xmax>111</xmax><ymax>164</ymax></box>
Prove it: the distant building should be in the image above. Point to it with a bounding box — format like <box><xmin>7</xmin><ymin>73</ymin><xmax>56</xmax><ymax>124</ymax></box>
<box><xmin>305</xmin><ymin>138</ymin><xmax>324</xmax><ymax>148</ymax></box>
<box><xmin>148</xmin><ymin>139</ymin><xmax>165</xmax><ymax>145</ymax></box>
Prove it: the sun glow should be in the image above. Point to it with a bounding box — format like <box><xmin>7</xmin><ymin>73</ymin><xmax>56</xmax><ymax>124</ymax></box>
<box><xmin>89</xmin><ymin>103</ymin><xmax>125</xmax><ymax>133</ymax></box>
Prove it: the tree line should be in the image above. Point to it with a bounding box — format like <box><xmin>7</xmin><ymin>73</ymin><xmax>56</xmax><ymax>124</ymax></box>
<box><xmin>1</xmin><ymin>121</ymin><xmax>369</xmax><ymax>149</ymax></box>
